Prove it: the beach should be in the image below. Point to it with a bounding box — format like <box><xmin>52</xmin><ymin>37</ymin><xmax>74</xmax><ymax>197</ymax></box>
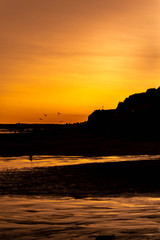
<box><xmin>1</xmin><ymin>155</ymin><xmax>160</xmax><ymax>239</ymax></box>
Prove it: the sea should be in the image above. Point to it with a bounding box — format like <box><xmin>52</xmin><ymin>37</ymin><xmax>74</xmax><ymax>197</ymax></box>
<box><xmin>1</xmin><ymin>155</ymin><xmax>160</xmax><ymax>240</ymax></box>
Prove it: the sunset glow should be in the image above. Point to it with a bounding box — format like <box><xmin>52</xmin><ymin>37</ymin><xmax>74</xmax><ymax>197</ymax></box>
<box><xmin>1</xmin><ymin>0</ymin><xmax>160</xmax><ymax>123</ymax></box>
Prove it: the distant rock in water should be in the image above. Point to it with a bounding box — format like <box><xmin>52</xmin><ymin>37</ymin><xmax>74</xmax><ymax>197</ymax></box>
<box><xmin>88</xmin><ymin>87</ymin><xmax>160</xmax><ymax>138</ymax></box>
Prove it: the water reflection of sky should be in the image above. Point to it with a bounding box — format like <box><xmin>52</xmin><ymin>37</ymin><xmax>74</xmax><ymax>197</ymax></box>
<box><xmin>1</xmin><ymin>196</ymin><xmax>160</xmax><ymax>239</ymax></box>
<box><xmin>0</xmin><ymin>129</ymin><xmax>12</xmax><ymax>134</ymax></box>
<box><xmin>0</xmin><ymin>155</ymin><xmax>160</xmax><ymax>170</ymax></box>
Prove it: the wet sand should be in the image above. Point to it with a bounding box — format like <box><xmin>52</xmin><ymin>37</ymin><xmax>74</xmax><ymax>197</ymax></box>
<box><xmin>1</xmin><ymin>196</ymin><xmax>160</xmax><ymax>240</ymax></box>
<box><xmin>1</xmin><ymin>159</ymin><xmax>160</xmax><ymax>197</ymax></box>
<box><xmin>1</xmin><ymin>156</ymin><xmax>160</xmax><ymax>239</ymax></box>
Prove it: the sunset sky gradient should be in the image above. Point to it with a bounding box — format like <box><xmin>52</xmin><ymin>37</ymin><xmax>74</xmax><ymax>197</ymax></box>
<box><xmin>0</xmin><ymin>0</ymin><xmax>160</xmax><ymax>123</ymax></box>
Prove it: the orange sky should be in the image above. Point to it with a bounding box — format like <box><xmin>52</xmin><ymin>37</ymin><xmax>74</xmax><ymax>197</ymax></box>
<box><xmin>0</xmin><ymin>0</ymin><xmax>160</xmax><ymax>123</ymax></box>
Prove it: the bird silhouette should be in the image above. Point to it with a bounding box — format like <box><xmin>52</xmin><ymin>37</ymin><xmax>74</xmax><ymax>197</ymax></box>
<box><xmin>44</xmin><ymin>114</ymin><xmax>47</xmax><ymax>117</ymax></box>
<box><xmin>39</xmin><ymin>118</ymin><xmax>43</xmax><ymax>120</ymax></box>
<box><xmin>58</xmin><ymin>112</ymin><xmax>61</xmax><ymax>115</ymax></box>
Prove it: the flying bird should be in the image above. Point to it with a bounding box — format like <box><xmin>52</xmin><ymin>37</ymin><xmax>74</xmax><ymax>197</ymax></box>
<box><xmin>39</xmin><ymin>118</ymin><xmax>43</xmax><ymax>120</ymax></box>
<box><xmin>57</xmin><ymin>112</ymin><xmax>61</xmax><ymax>115</ymax></box>
<box><xmin>44</xmin><ymin>114</ymin><xmax>47</xmax><ymax>117</ymax></box>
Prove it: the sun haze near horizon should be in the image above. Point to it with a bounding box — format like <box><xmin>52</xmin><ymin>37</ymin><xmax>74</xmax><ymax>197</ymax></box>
<box><xmin>0</xmin><ymin>0</ymin><xmax>160</xmax><ymax>124</ymax></box>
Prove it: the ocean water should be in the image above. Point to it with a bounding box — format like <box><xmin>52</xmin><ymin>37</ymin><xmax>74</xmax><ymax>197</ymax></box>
<box><xmin>1</xmin><ymin>155</ymin><xmax>160</xmax><ymax>239</ymax></box>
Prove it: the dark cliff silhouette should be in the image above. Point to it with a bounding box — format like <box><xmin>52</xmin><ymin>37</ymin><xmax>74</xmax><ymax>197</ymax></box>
<box><xmin>88</xmin><ymin>87</ymin><xmax>160</xmax><ymax>138</ymax></box>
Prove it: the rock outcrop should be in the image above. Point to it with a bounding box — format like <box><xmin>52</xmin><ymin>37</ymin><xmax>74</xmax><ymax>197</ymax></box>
<box><xmin>88</xmin><ymin>87</ymin><xmax>160</xmax><ymax>137</ymax></box>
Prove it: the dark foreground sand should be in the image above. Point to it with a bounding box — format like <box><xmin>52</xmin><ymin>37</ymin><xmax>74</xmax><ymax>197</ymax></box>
<box><xmin>1</xmin><ymin>159</ymin><xmax>160</xmax><ymax>198</ymax></box>
<box><xmin>0</xmin><ymin>132</ymin><xmax>160</xmax><ymax>156</ymax></box>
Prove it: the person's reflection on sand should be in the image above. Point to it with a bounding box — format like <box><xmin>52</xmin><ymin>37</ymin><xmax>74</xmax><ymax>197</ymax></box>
<box><xmin>29</xmin><ymin>155</ymin><xmax>33</xmax><ymax>161</ymax></box>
